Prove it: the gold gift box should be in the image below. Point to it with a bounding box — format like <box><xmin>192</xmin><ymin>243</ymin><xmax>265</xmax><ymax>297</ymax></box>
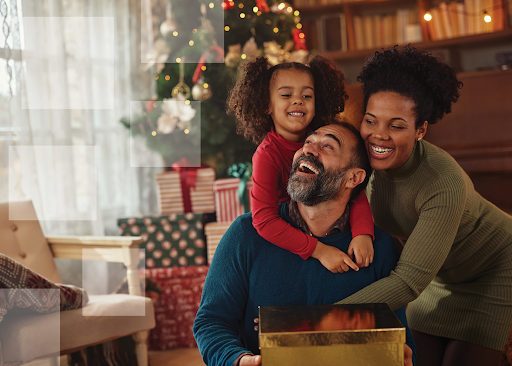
<box><xmin>259</xmin><ymin>303</ymin><xmax>405</xmax><ymax>366</ymax></box>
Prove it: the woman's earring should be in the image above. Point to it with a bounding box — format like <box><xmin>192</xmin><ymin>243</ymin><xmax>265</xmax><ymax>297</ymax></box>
<box><xmin>416</xmin><ymin>137</ymin><xmax>422</xmax><ymax>141</ymax></box>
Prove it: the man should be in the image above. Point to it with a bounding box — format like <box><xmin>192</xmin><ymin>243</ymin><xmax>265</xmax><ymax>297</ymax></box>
<box><xmin>193</xmin><ymin>122</ymin><xmax>416</xmax><ymax>366</ymax></box>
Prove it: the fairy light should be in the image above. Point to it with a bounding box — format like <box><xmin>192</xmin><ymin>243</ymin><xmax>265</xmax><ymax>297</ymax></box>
<box><xmin>273</xmin><ymin>27</ymin><xmax>279</xmax><ymax>33</ymax></box>
<box><xmin>424</xmin><ymin>12</ymin><xmax>432</xmax><ymax>21</ymax></box>
<box><xmin>278</xmin><ymin>3</ymin><xmax>285</xmax><ymax>10</ymax></box>
<box><xmin>257</xmin><ymin>11</ymin><xmax>262</xmax><ymax>15</ymax></box>
<box><xmin>154</xmin><ymin>75</ymin><xmax>159</xmax><ymax>80</ymax></box>
<box><xmin>176</xmin><ymin>58</ymin><xmax>182</xmax><ymax>63</ymax></box>
<box><xmin>152</xmin><ymin>131</ymin><xmax>157</xmax><ymax>136</ymax></box>
<box><xmin>287</xmin><ymin>6</ymin><xmax>293</xmax><ymax>13</ymax></box>
<box><xmin>184</xmin><ymin>129</ymin><xmax>190</xmax><ymax>134</ymax></box>
<box><xmin>297</xmin><ymin>23</ymin><xmax>302</xmax><ymax>29</ymax></box>
<box><xmin>253</xmin><ymin>6</ymin><xmax>258</xmax><ymax>12</ymax></box>
<box><xmin>173</xmin><ymin>31</ymin><xmax>178</xmax><ymax>36</ymax></box>
<box><xmin>239</xmin><ymin>3</ymin><xmax>244</xmax><ymax>8</ymax></box>
<box><xmin>240</xmin><ymin>12</ymin><xmax>246</xmax><ymax>18</ymax></box>
<box><xmin>299</xmin><ymin>32</ymin><xmax>305</xmax><ymax>39</ymax></box>
<box><xmin>189</xmin><ymin>40</ymin><xmax>194</xmax><ymax>46</ymax></box>
<box><xmin>185</xmin><ymin>100</ymin><xmax>190</xmax><ymax>105</ymax></box>
<box><xmin>294</xmin><ymin>10</ymin><xmax>300</xmax><ymax>16</ymax></box>
<box><xmin>484</xmin><ymin>11</ymin><xmax>492</xmax><ymax>22</ymax></box>
<box><xmin>193</xmin><ymin>29</ymin><xmax>197</xmax><ymax>33</ymax></box>
<box><xmin>201</xmin><ymin>65</ymin><xmax>207</xmax><ymax>71</ymax></box>
<box><xmin>203</xmin><ymin>83</ymin><xmax>209</xmax><ymax>88</ymax></box>
<box><xmin>241</xmin><ymin>54</ymin><xmax>247</xmax><ymax>59</ymax></box>
<box><xmin>209</xmin><ymin>2</ymin><xmax>214</xmax><ymax>8</ymax></box>
<box><xmin>165</xmin><ymin>75</ymin><xmax>170</xmax><ymax>80</ymax></box>
<box><xmin>225</xmin><ymin>25</ymin><xmax>230</xmax><ymax>31</ymax></box>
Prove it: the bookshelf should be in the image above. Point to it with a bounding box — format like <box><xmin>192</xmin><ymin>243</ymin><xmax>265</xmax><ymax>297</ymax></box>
<box><xmin>296</xmin><ymin>0</ymin><xmax>511</xmax><ymax>65</ymax></box>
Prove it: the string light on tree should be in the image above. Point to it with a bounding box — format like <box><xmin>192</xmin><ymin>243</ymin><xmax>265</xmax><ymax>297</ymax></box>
<box><xmin>483</xmin><ymin>11</ymin><xmax>492</xmax><ymax>23</ymax></box>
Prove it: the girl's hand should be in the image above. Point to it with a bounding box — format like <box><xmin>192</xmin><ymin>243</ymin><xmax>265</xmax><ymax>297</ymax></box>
<box><xmin>312</xmin><ymin>241</ymin><xmax>359</xmax><ymax>273</ymax></box>
<box><xmin>347</xmin><ymin>234</ymin><xmax>374</xmax><ymax>268</ymax></box>
<box><xmin>404</xmin><ymin>344</ymin><xmax>413</xmax><ymax>366</ymax></box>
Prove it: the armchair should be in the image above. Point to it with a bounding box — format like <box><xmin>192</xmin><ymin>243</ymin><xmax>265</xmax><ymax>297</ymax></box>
<box><xmin>0</xmin><ymin>200</ymin><xmax>155</xmax><ymax>366</ymax></box>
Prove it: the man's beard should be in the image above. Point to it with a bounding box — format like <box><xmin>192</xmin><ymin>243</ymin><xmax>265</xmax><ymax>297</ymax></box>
<box><xmin>287</xmin><ymin>154</ymin><xmax>348</xmax><ymax>207</ymax></box>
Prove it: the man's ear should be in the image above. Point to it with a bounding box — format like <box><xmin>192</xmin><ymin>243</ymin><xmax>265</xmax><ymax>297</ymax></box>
<box><xmin>345</xmin><ymin>168</ymin><xmax>366</xmax><ymax>189</ymax></box>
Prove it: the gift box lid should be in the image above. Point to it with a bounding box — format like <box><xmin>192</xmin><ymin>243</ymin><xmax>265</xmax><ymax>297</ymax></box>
<box><xmin>259</xmin><ymin>303</ymin><xmax>405</xmax><ymax>348</ymax></box>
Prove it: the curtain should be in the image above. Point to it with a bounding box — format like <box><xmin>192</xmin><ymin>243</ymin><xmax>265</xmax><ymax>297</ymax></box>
<box><xmin>0</xmin><ymin>0</ymin><xmax>163</xmax><ymax>293</ymax></box>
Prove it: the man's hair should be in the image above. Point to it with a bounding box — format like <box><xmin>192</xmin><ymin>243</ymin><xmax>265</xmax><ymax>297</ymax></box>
<box><xmin>327</xmin><ymin>120</ymin><xmax>372</xmax><ymax>199</ymax></box>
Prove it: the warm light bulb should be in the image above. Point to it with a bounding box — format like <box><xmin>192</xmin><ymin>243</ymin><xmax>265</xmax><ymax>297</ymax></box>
<box><xmin>240</xmin><ymin>12</ymin><xmax>246</xmax><ymax>18</ymax></box>
<box><xmin>152</xmin><ymin>131</ymin><xmax>157</xmax><ymax>136</ymax></box>
<box><xmin>189</xmin><ymin>40</ymin><xmax>194</xmax><ymax>46</ymax></box>
<box><xmin>294</xmin><ymin>10</ymin><xmax>300</xmax><ymax>16</ymax></box>
<box><xmin>201</xmin><ymin>66</ymin><xmax>207</xmax><ymax>71</ymax></box>
<box><xmin>278</xmin><ymin>3</ymin><xmax>285</xmax><ymax>10</ymax></box>
<box><xmin>297</xmin><ymin>23</ymin><xmax>302</xmax><ymax>29</ymax></box>
<box><xmin>299</xmin><ymin>32</ymin><xmax>305</xmax><ymax>39</ymax></box>
<box><xmin>241</xmin><ymin>54</ymin><xmax>247</xmax><ymax>59</ymax></box>
<box><xmin>176</xmin><ymin>58</ymin><xmax>182</xmax><ymax>63</ymax></box>
<box><xmin>173</xmin><ymin>31</ymin><xmax>178</xmax><ymax>36</ymax></box>
<box><xmin>253</xmin><ymin>6</ymin><xmax>258</xmax><ymax>12</ymax></box>
<box><xmin>239</xmin><ymin>3</ymin><xmax>244</xmax><ymax>8</ymax></box>
<box><xmin>287</xmin><ymin>6</ymin><xmax>293</xmax><ymax>13</ymax></box>
<box><xmin>209</xmin><ymin>2</ymin><xmax>214</xmax><ymax>8</ymax></box>
<box><xmin>484</xmin><ymin>13</ymin><xmax>492</xmax><ymax>22</ymax></box>
<box><xmin>225</xmin><ymin>25</ymin><xmax>230</xmax><ymax>31</ymax></box>
<box><xmin>165</xmin><ymin>75</ymin><xmax>170</xmax><ymax>80</ymax></box>
<box><xmin>185</xmin><ymin>100</ymin><xmax>190</xmax><ymax>105</ymax></box>
<box><xmin>203</xmin><ymin>83</ymin><xmax>209</xmax><ymax>88</ymax></box>
<box><xmin>184</xmin><ymin>129</ymin><xmax>190</xmax><ymax>134</ymax></box>
<box><xmin>424</xmin><ymin>12</ymin><xmax>432</xmax><ymax>21</ymax></box>
<box><xmin>154</xmin><ymin>75</ymin><xmax>159</xmax><ymax>80</ymax></box>
<box><xmin>273</xmin><ymin>27</ymin><xmax>279</xmax><ymax>33</ymax></box>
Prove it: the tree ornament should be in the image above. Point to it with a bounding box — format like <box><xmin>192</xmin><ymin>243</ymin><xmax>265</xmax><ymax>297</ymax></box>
<box><xmin>160</xmin><ymin>2</ymin><xmax>178</xmax><ymax>36</ymax></box>
<box><xmin>192</xmin><ymin>79</ymin><xmax>212</xmax><ymax>101</ymax></box>
<box><xmin>224</xmin><ymin>44</ymin><xmax>241</xmax><ymax>67</ymax></box>
<box><xmin>292</xmin><ymin>28</ymin><xmax>307</xmax><ymax>51</ymax></box>
<box><xmin>263</xmin><ymin>41</ymin><xmax>285</xmax><ymax>65</ymax></box>
<box><xmin>255</xmin><ymin>0</ymin><xmax>270</xmax><ymax>13</ymax></box>
<box><xmin>221</xmin><ymin>0</ymin><xmax>235</xmax><ymax>10</ymax></box>
<box><xmin>172</xmin><ymin>61</ymin><xmax>191</xmax><ymax>100</ymax></box>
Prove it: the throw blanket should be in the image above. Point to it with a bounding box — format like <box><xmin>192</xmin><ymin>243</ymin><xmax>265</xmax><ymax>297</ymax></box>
<box><xmin>0</xmin><ymin>254</ymin><xmax>88</xmax><ymax>323</ymax></box>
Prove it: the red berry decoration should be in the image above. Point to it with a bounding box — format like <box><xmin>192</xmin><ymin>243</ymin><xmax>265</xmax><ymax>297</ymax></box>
<box><xmin>222</xmin><ymin>0</ymin><xmax>235</xmax><ymax>10</ymax></box>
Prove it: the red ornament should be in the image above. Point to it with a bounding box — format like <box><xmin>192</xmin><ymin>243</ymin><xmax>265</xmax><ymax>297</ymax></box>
<box><xmin>292</xmin><ymin>28</ymin><xmax>307</xmax><ymax>51</ymax></box>
<box><xmin>145</xmin><ymin>99</ymin><xmax>157</xmax><ymax>113</ymax></box>
<box><xmin>256</xmin><ymin>0</ymin><xmax>270</xmax><ymax>13</ymax></box>
<box><xmin>221</xmin><ymin>0</ymin><xmax>235</xmax><ymax>10</ymax></box>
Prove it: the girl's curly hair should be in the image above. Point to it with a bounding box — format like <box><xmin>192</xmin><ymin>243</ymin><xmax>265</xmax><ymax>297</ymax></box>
<box><xmin>357</xmin><ymin>45</ymin><xmax>463</xmax><ymax>128</ymax></box>
<box><xmin>226</xmin><ymin>55</ymin><xmax>347</xmax><ymax>145</ymax></box>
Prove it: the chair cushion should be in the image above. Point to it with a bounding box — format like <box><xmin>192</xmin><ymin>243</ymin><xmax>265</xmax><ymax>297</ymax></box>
<box><xmin>0</xmin><ymin>294</ymin><xmax>155</xmax><ymax>363</ymax></box>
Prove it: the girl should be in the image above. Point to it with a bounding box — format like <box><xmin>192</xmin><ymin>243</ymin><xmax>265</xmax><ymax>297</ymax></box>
<box><xmin>227</xmin><ymin>55</ymin><xmax>374</xmax><ymax>273</ymax></box>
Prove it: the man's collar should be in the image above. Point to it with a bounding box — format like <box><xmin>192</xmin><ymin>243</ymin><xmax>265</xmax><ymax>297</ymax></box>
<box><xmin>286</xmin><ymin>200</ymin><xmax>350</xmax><ymax>237</ymax></box>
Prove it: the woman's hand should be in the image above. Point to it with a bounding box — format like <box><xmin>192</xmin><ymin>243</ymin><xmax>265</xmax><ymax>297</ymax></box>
<box><xmin>239</xmin><ymin>354</ymin><xmax>261</xmax><ymax>366</ymax></box>
<box><xmin>404</xmin><ymin>344</ymin><xmax>413</xmax><ymax>366</ymax></box>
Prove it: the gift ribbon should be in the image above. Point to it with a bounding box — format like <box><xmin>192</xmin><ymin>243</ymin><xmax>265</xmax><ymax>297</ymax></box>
<box><xmin>227</xmin><ymin>162</ymin><xmax>252</xmax><ymax>214</ymax></box>
<box><xmin>172</xmin><ymin>158</ymin><xmax>208</xmax><ymax>213</ymax></box>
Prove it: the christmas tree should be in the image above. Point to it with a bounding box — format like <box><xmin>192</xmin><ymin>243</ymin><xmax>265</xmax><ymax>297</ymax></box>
<box><xmin>122</xmin><ymin>0</ymin><xmax>307</xmax><ymax>176</ymax></box>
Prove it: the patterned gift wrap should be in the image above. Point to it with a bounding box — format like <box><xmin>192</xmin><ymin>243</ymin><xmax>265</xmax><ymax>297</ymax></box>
<box><xmin>204</xmin><ymin>221</ymin><xmax>232</xmax><ymax>264</ymax></box>
<box><xmin>213</xmin><ymin>178</ymin><xmax>253</xmax><ymax>222</ymax></box>
<box><xmin>118</xmin><ymin>213</ymin><xmax>210</xmax><ymax>268</ymax></box>
<box><xmin>144</xmin><ymin>266</ymin><xmax>209</xmax><ymax>350</ymax></box>
<box><xmin>156</xmin><ymin>168</ymin><xmax>215</xmax><ymax>215</ymax></box>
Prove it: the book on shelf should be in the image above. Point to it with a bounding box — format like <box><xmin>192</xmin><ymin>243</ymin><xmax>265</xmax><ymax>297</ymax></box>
<box><xmin>318</xmin><ymin>13</ymin><xmax>348</xmax><ymax>52</ymax></box>
<box><xmin>353</xmin><ymin>15</ymin><xmax>365</xmax><ymax>50</ymax></box>
<box><xmin>363</xmin><ymin>15</ymin><xmax>374</xmax><ymax>49</ymax></box>
<box><xmin>439</xmin><ymin>2</ymin><xmax>455</xmax><ymax>38</ymax></box>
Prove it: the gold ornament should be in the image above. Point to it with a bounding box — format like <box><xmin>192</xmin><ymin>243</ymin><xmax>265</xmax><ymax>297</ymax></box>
<box><xmin>192</xmin><ymin>79</ymin><xmax>212</xmax><ymax>101</ymax></box>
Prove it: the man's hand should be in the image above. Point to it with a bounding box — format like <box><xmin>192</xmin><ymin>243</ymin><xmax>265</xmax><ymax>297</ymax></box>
<box><xmin>404</xmin><ymin>344</ymin><xmax>413</xmax><ymax>366</ymax></box>
<box><xmin>240</xmin><ymin>354</ymin><xmax>261</xmax><ymax>366</ymax></box>
<box><xmin>347</xmin><ymin>234</ymin><xmax>374</xmax><ymax>267</ymax></box>
<box><xmin>312</xmin><ymin>241</ymin><xmax>359</xmax><ymax>273</ymax></box>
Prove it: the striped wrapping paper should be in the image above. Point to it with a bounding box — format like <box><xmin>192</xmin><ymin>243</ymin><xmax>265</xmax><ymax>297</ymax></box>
<box><xmin>204</xmin><ymin>221</ymin><xmax>232</xmax><ymax>264</ymax></box>
<box><xmin>156</xmin><ymin>168</ymin><xmax>216</xmax><ymax>214</ymax></box>
<box><xmin>213</xmin><ymin>178</ymin><xmax>253</xmax><ymax>223</ymax></box>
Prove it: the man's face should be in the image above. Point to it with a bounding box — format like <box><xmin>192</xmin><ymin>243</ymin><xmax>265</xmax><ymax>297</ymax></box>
<box><xmin>287</xmin><ymin>124</ymin><xmax>357</xmax><ymax>206</ymax></box>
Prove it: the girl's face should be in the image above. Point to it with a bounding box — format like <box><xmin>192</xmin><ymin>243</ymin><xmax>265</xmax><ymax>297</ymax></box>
<box><xmin>360</xmin><ymin>91</ymin><xmax>427</xmax><ymax>171</ymax></box>
<box><xmin>268</xmin><ymin>69</ymin><xmax>315</xmax><ymax>142</ymax></box>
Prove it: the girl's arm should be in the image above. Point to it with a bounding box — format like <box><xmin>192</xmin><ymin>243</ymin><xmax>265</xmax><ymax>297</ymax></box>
<box><xmin>347</xmin><ymin>190</ymin><xmax>375</xmax><ymax>267</ymax></box>
<box><xmin>336</xmin><ymin>174</ymin><xmax>467</xmax><ymax>310</ymax></box>
<box><xmin>251</xmin><ymin>150</ymin><xmax>318</xmax><ymax>259</ymax></box>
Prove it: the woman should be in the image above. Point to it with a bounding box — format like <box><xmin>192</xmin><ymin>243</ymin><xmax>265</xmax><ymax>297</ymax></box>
<box><xmin>336</xmin><ymin>45</ymin><xmax>512</xmax><ymax>365</ymax></box>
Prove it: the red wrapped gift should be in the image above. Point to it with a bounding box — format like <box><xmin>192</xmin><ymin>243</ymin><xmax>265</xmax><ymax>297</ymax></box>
<box><xmin>144</xmin><ymin>266</ymin><xmax>209</xmax><ymax>350</ymax></box>
<box><xmin>213</xmin><ymin>178</ymin><xmax>253</xmax><ymax>222</ymax></box>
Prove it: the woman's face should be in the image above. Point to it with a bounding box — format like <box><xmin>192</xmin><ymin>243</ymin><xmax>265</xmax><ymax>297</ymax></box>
<box><xmin>360</xmin><ymin>91</ymin><xmax>427</xmax><ymax>171</ymax></box>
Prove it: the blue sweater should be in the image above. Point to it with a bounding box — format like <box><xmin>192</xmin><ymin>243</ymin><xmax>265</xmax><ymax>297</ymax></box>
<box><xmin>194</xmin><ymin>205</ymin><xmax>417</xmax><ymax>366</ymax></box>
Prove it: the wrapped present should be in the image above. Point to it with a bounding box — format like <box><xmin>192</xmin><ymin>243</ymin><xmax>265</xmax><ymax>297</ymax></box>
<box><xmin>156</xmin><ymin>168</ymin><xmax>215</xmax><ymax>215</ymax></box>
<box><xmin>259</xmin><ymin>303</ymin><xmax>405</xmax><ymax>366</ymax></box>
<box><xmin>144</xmin><ymin>266</ymin><xmax>209</xmax><ymax>350</ymax></box>
<box><xmin>204</xmin><ymin>221</ymin><xmax>232</xmax><ymax>264</ymax></box>
<box><xmin>118</xmin><ymin>213</ymin><xmax>215</xmax><ymax>268</ymax></box>
<box><xmin>213</xmin><ymin>178</ymin><xmax>253</xmax><ymax>222</ymax></box>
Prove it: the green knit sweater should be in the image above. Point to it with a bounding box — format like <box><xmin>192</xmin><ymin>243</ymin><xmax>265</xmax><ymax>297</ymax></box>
<box><xmin>336</xmin><ymin>140</ymin><xmax>512</xmax><ymax>311</ymax></box>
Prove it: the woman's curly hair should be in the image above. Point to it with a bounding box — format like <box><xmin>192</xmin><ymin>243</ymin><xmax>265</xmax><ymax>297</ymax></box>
<box><xmin>226</xmin><ymin>55</ymin><xmax>347</xmax><ymax>145</ymax></box>
<box><xmin>357</xmin><ymin>45</ymin><xmax>463</xmax><ymax>128</ymax></box>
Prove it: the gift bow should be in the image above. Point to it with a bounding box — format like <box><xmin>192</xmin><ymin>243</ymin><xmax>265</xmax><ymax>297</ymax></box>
<box><xmin>227</xmin><ymin>162</ymin><xmax>252</xmax><ymax>214</ymax></box>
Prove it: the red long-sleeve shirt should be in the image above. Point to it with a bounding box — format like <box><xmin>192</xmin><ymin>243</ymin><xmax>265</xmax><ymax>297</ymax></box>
<box><xmin>251</xmin><ymin>129</ymin><xmax>374</xmax><ymax>259</ymax></box>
